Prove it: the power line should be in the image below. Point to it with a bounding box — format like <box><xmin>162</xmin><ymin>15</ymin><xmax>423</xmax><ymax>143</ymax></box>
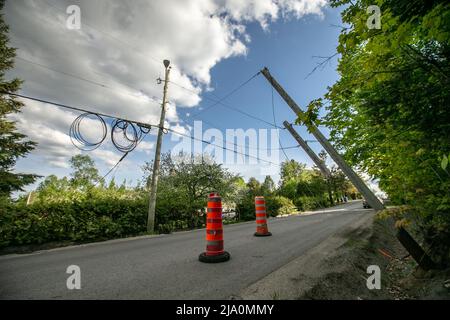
<box><xmin>169</xmin><ymin>72</ymin><xmax>285</xmax><ymax>129</ymax></box>
<box><xmin>7</xmin><ymin>91</ymin><xmax>294</xmax><ymax>155</ymax></box>
<box><xmin>271</xmin><ymin>84</ymin><xmax>291</xmax><ymax>159</ymax></box>
<box><xmin>4</xmin><ymin>91</ymin><xmax>284</xmax><ymax>167</ymax></box>
<box><xmin>14</xmin><ymin>55</ymin><xmax>164</xmax><ymax>105</ymax></box>
<box><xmin>42</xmin><ymin>0</ymin><xmax>185</xmax><ymax>74</ymax></box>
<box><xmin>2</xmin><ymin>91</ymin><xmax>153</xmax><ymax>183</ymax></box>
<box><xmin>42</xmin><ymin>0</ymin><xmax>161</xmax><ymax>65</ymax></box>
<box><xmin>177</xmin><ymin>117</ymin><xmax>299</xmax><ymax>151</ymax></box>
<box><xmin>165</xmin><ymin>126</ymin><xmax>283</xmax><ymax>167</ymax></box>
<box><xmin>4</xmin><ymin>92</ymin><xmax>158</xmax><ymax>130</ymax></box>
<box><xmin>99</xmin><ymin>151</ymin><xmax>130</xmax><ymax>183</ymax></box>
<box><xmin>270</xmin><ymin>91</ymin><xmax>326</xmax><ymax>210</ymax></box>
<box><xmin>16</xmin><ymin>56</ymin><xmax>108</xmax><ymax>89</ymax></box>
<box><xmin>185</xmin><ymin>71</ymin><xmax>261</xmax><ymax>117</ymax></box>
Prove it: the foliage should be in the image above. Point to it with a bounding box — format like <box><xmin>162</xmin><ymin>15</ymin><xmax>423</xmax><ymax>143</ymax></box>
<box><xmin>1</xmin><ymin>152</ymin><xmax>350</xmax><ymax>249</ymax></box>
<box><xmin>69</xmin><ymin>154</ymin><xmax>103</xmax><ymax>188</ymax></box>
<box><xmin>295</xmin><ymin>98</ymin><xmax>324</xmax><ymax>131</ymax></box>
<box><xmin>142</xmin><ymin>152</ymin><xmax>243</xmax><ymax>231</ymax></box>
<box><xmin>0</xmin><ymin>197</ymin><xmax>148</xmax><ymax>248</ymax></box>
<box><xmin>265</xmin><ymin>196</ymin><xmax>297</xmax><ymax>216</ymax></box>
<box><xmin>0</xmin><ymin>0</ymin><xmax>38</xmax><ymax>199</ymax></box>
<box><xmin>321</xmin><ymin>0</ymin><xmax>450</xmax><ymax>265</ymax></box>
<box><xmin>278</xmin><ymin>158</ymin><xmax>355</xmax><ymax>209</ymax></box>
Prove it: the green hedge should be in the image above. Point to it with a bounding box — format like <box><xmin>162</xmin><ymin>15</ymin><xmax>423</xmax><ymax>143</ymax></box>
<box><xmin>0</xmin><ymin>198</ymin><xmax>150</xmax><ymax>248</ymax></box>
<box><xmin>0</xmin><ymin>194</ymin><xmax>327</xmax><ymax>249</ymax></box>
<box><xmin>236</xmin><ymin>195</ymin><xmax>297</xmax><ymax>221</ymax></box>
<box><xmin>294</xmin><ymin>196</ymin><xmax>329</xmax><ymax>211</ymax></box>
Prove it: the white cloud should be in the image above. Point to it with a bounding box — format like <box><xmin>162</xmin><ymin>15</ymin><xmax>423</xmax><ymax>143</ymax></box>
<box><xmin>4</xmin><ymin>0</ymin><xmax>328</xmax><ymax>177</ymax></box>
<box><xmin>135</xmin><ymin>141</ymin><xmax>155</xmax><ymax>155</ymax></box>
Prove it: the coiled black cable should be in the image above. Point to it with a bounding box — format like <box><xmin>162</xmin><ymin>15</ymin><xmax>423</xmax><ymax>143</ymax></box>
<box><xmin>110</xmin><ymin>119</ymin><xmax>150</xmax><ymax>153</ymax></box>
<box><xmin>69</xmin><ymin>112</ymin><xmax>107</xmax><ymax>151</ymax></box>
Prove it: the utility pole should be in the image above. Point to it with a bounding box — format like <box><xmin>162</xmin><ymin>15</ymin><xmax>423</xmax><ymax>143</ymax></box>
<box><xmin>262</xmin><ymin>67</ymin><xmax>384</xmax><ymax>210</ymax></box>
<box><xmin>283</xmin><ymin>121</ymin><xmax>334</xmax><ymax>206</ymax></box>
<box><xmin>283</xmin><ymin>121</ymin><xmax>330</xmax><ymax>179</ymax></box>
<box><xmin>147</xmin><ymin>60</ymin><xmax>171</xmax><ymax>233</ymax></box>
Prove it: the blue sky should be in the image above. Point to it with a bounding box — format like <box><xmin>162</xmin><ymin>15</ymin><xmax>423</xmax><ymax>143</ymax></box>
<box><xmin>136</xmin><ymin>6</ymin><xmax>343</xmax><ymax>184</ymax></box>
<box><xmin>5</xmin><ymin>1</ymin><xmax>346</xmax><ymax>193</ymax></box>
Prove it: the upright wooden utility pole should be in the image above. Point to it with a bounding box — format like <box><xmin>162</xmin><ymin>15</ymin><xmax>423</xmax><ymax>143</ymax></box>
<box><xmin>147</xmin><ymin>60</ymin><xmax>171</xmax><ymax>233</ymax></box>
<box><xmin>262</xmin><ymin>67</ymin><xmax>384</xmax><ymax>210</ymax></box>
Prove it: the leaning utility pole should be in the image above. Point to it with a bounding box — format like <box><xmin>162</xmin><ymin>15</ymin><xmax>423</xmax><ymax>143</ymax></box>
<box><xmin>283</xmin><ymin>121</ymin><xmax>334</xmax><ymax>206</ymax></box>
<box><xmin>262</xmin><ymin>67</ymin><xmax>384</xmax><ymax>210</ymax></box>
<box><xmin>147</xmin><ymin>60</ymin><xmax>171</xmax><ymax>233</ymax></box>
<box><xmin>283</xmin><ymin>121</ymin><xmax>330</xmax><ymax>179</ymax></box>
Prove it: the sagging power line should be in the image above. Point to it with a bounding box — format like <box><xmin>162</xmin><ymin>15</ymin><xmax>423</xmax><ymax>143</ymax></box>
<box><xmin>169</xmin><ymin>73</ymin><xmax>285</xmax><ymax>130</ymax></box>
<box><xmin>14</xmin><ymin>55</ymin><xmax>164</xmax><ymax>105</ymax></box>
<box><xmin>4</xmin><ymin>91</ymin><xmax>290</xmax><ymax>162</ymax></box>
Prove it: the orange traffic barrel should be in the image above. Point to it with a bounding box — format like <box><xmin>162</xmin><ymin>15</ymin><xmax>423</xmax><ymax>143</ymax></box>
<box><xmin>199</xmin><ymin>192</ymin><xmax>230</xmax><ymax>263</ymax></box>
<box><xmin>254</xmin><ymin>196</ymin><xmax>272</xmax><ymax>237</ymax></box>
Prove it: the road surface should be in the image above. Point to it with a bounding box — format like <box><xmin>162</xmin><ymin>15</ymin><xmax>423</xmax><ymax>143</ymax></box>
<box><xmin>0</xmin><ymin>201</ymin><xmax>372</xmax><ymax>299</ymax></box>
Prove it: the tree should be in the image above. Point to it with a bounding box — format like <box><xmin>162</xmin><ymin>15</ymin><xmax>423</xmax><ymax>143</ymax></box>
<box><xmin>0</xmin><ymin>0</ymin><xmax>37</xmax><ymax>199</ymax></box>
<box><xmin>69</xmin><ymin>154</ymin><xmax>102</xmax><ymax>188</ymax></box>
<box><xmin>261</xmin><ymin>175</ymin><xmax>275</xmax><ymax>195</ymax></box>
<box><xmin>317</xmin><ymin>150</ymin><xmax>335</xmax><ymax>205</ymax></box>
<box><xmin>322</xmin><ymin>0</ymin><xmax>450</xmax><ymax>266</ymax></box>
<box><xmin>280</xmin><ymin>160</ymin><xmax>305</xmax><ymax>186</ymax></box>
<box><xmin>35</xmin><ymin>175</ymin><xmax>71</xmax><ymax>202</ymax></box>
<box><xmin>246</xmin><ymin>177</ymin><xmax>262</xmax><ymax>197</ymax></box>
<box><xmin>142</xmin><ymin>152</ymin><xmax>240</xmax><ymax>230</ymax></box>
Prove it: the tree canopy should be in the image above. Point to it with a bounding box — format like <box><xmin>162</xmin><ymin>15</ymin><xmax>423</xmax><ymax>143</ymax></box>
<box><xmin>0</xmin><ymin>0</ymin><xmax>37</xmax><ymax>199</ymax></box>
<box><xmin>307</xmin><ymin>0</ymin><xmax>450</xmax><ymax>265</ymax></box>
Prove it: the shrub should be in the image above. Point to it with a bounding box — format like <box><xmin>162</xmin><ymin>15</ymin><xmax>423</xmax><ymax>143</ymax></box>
<box><xmin>0</xmin><ymin>198</ymin><xmax>149</xmax><ymax>248</ymax></box>
<box><xmin>294</xmin><ymin>196</ymin><xmax>328</xmax><ymax>211</ymax></box>
<box><xmin>265</xmin><ymin>196</ymin><xmax>297</xmax><ymax>216</ymax></box>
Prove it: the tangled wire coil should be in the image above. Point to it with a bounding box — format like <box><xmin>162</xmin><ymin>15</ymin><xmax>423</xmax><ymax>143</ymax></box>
<box><xmin>69</xmin><ymin>112</ymin><xmax>151</xmax><ymax>153</ymax></box>
<box><xmin>111</xmin><ymin>119</ymin><xmax>150</xmax><ymax>153</ymax></box>
<box><xmin>69</xmin><ymin>112</ymin><xmax>107</xmax><ymax>151</ymax></box>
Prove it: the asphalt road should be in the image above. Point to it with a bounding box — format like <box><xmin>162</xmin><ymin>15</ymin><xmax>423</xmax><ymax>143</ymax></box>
<box><xmin>0</xmin><ymin>200</ymin><xmax>372</xmax><ymax>299</ymax></box>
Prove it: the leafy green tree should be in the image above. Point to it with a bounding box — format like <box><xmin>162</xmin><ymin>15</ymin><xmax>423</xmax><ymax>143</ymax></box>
<box><xmin>246</xmin><ymin>177</ymin><xmax>262</xmax><ymax>197</ymax></box>
<box><xmin>69</xmin><ymin>154</ymin><xmax>103</xmax><ymax>188</ymax></box>
<box><xmin>142</xmin><ymin>152</ymin><xmax>241</xmax><ymax>230</ymax></box>
<box><xmin>35</xmin><ymin>175</ymin><xmax>71</xmax><ymax>202</ymax></box>
<box><xmin>280</xmin><ymin>160</ymin><xmax>305</xmax><ymax>186</ymax></box>
<box><xmin>261</xmin><ymin>175</ymin><xmax>275</xmax><ymax>195</ymax></box>
<box><xmin>0</xmin><ymin>0</ymin><xmax>37</xmax><ymax>199</ymax></box>
<box><xmin>318</xmin><ymin>0</ymin><xmax>450</xmax><ymax>265</ymax></box>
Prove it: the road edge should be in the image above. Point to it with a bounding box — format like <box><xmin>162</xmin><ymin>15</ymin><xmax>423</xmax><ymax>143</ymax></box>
<box><xmin>237</xmin><ymin>211</ymin><xmax>376</xmax><ymax>300</ymax></box>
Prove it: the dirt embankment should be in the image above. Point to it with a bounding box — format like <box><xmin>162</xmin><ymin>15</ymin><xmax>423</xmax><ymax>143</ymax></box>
<box><xmin>240</xmin><ymin>213</ymin><xmax>450</xmax><ymax>300</ymax></box>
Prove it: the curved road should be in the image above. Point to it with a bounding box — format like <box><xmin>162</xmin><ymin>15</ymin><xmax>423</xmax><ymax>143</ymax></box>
<box><xmin>0</xmin><ymin>201</ymin><xmax>371</xmax><ymax>299</ymax></box>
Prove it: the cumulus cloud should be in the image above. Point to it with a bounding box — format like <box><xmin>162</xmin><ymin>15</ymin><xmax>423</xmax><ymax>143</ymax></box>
<box><xmin>4</xmin><ymin>0</ymin><xmax>328</xmax><ymax>175</ymax></box>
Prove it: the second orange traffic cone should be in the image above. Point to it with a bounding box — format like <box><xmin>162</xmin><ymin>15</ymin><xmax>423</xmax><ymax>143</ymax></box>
<box><xmin>254</xmin><ymin>196</ymin><xmax>272</xmax><ymax>237</ymax></box>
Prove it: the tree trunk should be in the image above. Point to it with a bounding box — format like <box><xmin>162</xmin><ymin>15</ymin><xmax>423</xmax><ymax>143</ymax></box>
<box><xmin>327</xmin><ymin>180</ymin><xmax>334</xmax><ymax>206</ymax></box>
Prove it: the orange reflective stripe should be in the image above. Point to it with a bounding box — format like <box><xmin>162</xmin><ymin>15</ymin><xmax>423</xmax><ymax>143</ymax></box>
<box><xmin>256</xmin><ymin>213</ymin><xmax>266</xmax><ymax>217</ymax></box>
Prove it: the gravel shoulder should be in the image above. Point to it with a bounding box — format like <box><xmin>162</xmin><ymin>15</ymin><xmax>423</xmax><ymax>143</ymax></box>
<box><xmin>239</xmin><ymin>212</ymin><xmax>450</xmax><ymax>300</ymax></box>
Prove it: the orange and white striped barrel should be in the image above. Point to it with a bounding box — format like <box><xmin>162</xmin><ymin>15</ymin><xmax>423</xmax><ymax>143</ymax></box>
<box><xmin>254</xmin><ymin>196</ymin><xmax>272</xmax><ymax>237</ymax></box>
<box><xmin>199</xmin><ymin>192</ymin><xmax>230</xmax><ymax>263</ymax></box>
<box><xmin>205</xmin><ymin>192</ymin><xmax>224</xmax><ymax>256</ymax></box>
